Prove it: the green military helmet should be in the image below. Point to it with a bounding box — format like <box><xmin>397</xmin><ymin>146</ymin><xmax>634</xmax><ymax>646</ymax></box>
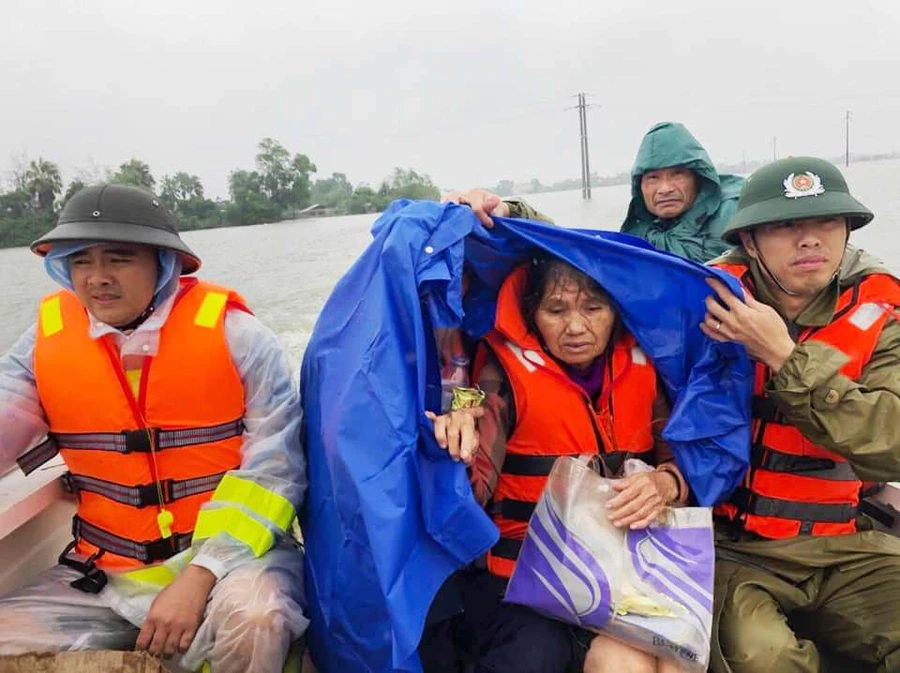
<box><xmin>31</xmin><ymin>184</ymin><xmax>201</xmax><ymax>274</ymax></box>
<box><xmin>721</xmin><ymin>156</ymin><xmax>873</xmax><ymax>244</ymax></box>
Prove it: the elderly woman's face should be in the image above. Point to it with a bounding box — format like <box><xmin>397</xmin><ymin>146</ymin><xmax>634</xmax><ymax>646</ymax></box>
<box><xmin>533</xmin><ymin>276</ymin><xmax>616</xmax><ymax>369</ymax></box>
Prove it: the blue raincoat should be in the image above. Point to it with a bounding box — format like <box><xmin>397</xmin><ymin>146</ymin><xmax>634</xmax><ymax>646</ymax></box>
<box><xmin>300</xmin><ymin>200</ymin><xmax>753</xmax><ymax>673</ymax></box>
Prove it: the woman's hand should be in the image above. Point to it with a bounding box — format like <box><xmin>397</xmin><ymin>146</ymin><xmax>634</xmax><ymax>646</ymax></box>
<box><xmin>606</xmin><ymin>470</ymin><xmax>679</xmax><ymax>530</ymax></box>
<box><xmin>425</xmin><ymin>407</ymin><xmax>485</xmax><ymax>465</ymax></box>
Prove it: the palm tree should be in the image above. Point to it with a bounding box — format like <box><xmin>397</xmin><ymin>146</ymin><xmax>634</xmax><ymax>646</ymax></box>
<box><xmin>24</xmin><ymin>158</ymin><xmax>63</xmax><ymax>211</ymax></box>
<box><xmin>63</xmin><ymin>179</ymin><xmax>86</xmax><ymax>204</ymax></box>
<box><xmin>110</xmin><ymin>159</ymin><xmax>156</xmax><ymax>190</ymax></box>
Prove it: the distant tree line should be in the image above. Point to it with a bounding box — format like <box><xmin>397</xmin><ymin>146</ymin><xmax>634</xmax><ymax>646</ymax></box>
<box><xmin>487</xmin><ymin>171</ymin><xmax>633</xmax><ymax>197</ymax></box>
<box><xmin>0</xmin><ymin>138</ymin><xmax>441</xmax><ymax>249</ymax></box>
<box><xmin>487</xmin><ymin>150</ymin><xmax>900</xmax><ymax>199</ymax></box>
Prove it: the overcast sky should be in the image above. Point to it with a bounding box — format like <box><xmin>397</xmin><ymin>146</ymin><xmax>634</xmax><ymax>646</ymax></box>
<box><xmin>4</xmin><ymin>0</ymin><xmax>900</xmax><ymax>199</ymax></box>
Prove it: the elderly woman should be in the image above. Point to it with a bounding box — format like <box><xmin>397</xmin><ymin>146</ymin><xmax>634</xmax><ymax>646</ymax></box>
<box><xmin>427</xmin><ymin>257</ymin><xmax>690</xmax><ymax>673</ymax></box>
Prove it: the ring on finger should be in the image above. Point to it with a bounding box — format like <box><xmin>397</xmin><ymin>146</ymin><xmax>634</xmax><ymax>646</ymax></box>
<box><xmin>715</xmin><ymin>320</ymin><xmax>722</xmax><ymax>332</ymax></box>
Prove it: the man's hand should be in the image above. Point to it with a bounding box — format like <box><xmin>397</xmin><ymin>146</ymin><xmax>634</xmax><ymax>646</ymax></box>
<box><xmin>441</xmin><ymin>189</ymin><xmax>508</xmax><ymax>227</ymax></box>
<box><xmin>606</xmin><ymin>471</ymin><xmax>678</xmax><ymax>530</ymax></box>
<box><xmin>701</xmin><ymin>277</ymin><xmax>796</xmax><ymax>372</ymax></box>
<box><xmin>136</xmin><ymin>564</ymin><xmax>217</xmax><ymax>658</ymax></box>
<box><xmin>425</xmin><ymin>407</ymin><xmax>485</xmax><ymax>465</ymax></box>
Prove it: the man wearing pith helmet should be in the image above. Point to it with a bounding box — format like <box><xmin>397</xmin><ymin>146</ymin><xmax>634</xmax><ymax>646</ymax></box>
<box><xmin>702</xmin><ymin>157</ymin><xmax>900</xmax><ymax>673</ymax></box>
<box><xmin>0</xmin><ymin>184</ymin><xmax>309</xmax><ymax>671</ymax></box>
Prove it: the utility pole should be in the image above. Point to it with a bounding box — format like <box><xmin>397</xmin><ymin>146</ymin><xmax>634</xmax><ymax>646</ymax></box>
<box><xmin>577</xmin><ymin>94</ymin><xmax>587</xmax><ymax>199</ymax></box>
<box><xmin>845</xmin><ymin>110</ymin><xmax>852</xmax><ymax>167</ymax></box>
<box><xmin>581</xmin><ymin>93</ymin><xmax>592</xmax><ymax>199</ymax></box>
<box><xmin>569</xmin><ymin>93</ymin><xmax>594</xmax><ymax>199</ymax></box>
<box><xmin>773</xmin><ymin>137</ymin><xmax>777</xmax><ymax>161</ymax></box>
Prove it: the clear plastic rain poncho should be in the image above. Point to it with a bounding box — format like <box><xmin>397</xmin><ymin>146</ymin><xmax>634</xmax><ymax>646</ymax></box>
<box><xmin>0</xmin><ymin>244</ymin><xmax>308</xmax><ymax>672</ymax></box>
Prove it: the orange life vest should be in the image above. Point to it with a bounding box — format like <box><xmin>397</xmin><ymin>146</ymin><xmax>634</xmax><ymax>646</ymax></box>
<box><xmin>28</xmin><ymin>278</ymin><xmax>248</xmax><ymax>571</ymax></box>
<box><xmin>714</xmin><ymin>261</ymin><xmax>900</xmax><ymax>538</ymax></box>
<box><xmin>478</xmin><ymin>265</ymin><xmax>657</xmax><ymax>577</ymax></box>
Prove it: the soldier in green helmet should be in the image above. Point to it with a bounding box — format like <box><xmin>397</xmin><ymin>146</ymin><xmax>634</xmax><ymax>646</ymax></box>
<box><xmin>702</xmin><ymin>157</ymin><xmax>900</xmax><ymax>673</ymax></box>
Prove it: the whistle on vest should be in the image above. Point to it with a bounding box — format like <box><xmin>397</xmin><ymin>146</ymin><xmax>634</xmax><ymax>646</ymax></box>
<box><xmin>157</xmin><ymin>509</ymin><xmax>174</xmax><ymax>539</ymax></box>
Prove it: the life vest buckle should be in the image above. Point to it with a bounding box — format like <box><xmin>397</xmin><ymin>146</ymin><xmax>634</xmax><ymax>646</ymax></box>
<box><xmin>57</xmin><ymin>541</ymin><xmax>108</xmax><ymax>594</ymax></box>
<box><xmin>122</xmin><ymin>428</ymin><xmax>157</xmax><ymax>453</ymax></box>
<box><xmin>730</xmin><ymin>486</ymin><xmax>754</xmax><ymax>517</ymax></box>
<box><xmin>71</xmin><ymin>566</ymin><xmax>108</xmax><ymax>594</ymax></box>
<box><xmin>60</xmin><ymin>471</ymin><xmax>77</xmax><ymax>498</ymax></box>
<box><xmin>136</xmin><ymin>481</ymin><xmax>169</xmax><ymax>508</ymax></box>
<box><xmin>144</xmin><ymin>536</ymin><xmax>179</xmax><ymax>563</ymax></box>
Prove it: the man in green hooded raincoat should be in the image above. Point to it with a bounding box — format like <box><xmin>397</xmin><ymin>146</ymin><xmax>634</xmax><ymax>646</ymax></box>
<box><xmin>621</xmin><ymin>121</ymin><xmax>744</xmax><ymax>262</ymax></box>
<box><xmin>443</xmin><ymin>122</ymin><xmax>742</xmax><ymax>264</ymax></box>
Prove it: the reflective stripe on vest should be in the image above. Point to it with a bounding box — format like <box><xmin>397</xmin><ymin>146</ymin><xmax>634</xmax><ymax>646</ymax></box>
<box><xmin>713</xmin><ymin>263</ymin><xmax>900</xmax><ymax>539</ymax></box>
<box><xmin>16</xmin><ymin>436</ymin><xmax>59</xmax><ymax>475</ymax></box>
<box><xmin>72</xmin><ymin>516</ymin><xmax>193</xmax><ymax>564</ymax></box>
<box><xmin>480</xmin><ymin>264</ymin><xmax>657</xmax><ymax>578</ymax></box>
<box><xmin>17</xmin><ymin>420</ymin><xmax>245</xmax><ymax>475</ymax></box>
<box><xmin>63</xmin><ymin>471</ymin><xmax>229</xmax><ymax>508</ymax></box>
<box><xmin>33</xmin><ymin>278</ymin><xmax>248</xmax><ymax>571</ymax></box>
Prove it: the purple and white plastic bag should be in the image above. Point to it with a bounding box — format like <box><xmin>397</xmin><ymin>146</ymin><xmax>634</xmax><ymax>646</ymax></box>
<box><xmin>505</xmin><ymin>457</ymin><xmax>713</xmax><ymax>671</ymax></box>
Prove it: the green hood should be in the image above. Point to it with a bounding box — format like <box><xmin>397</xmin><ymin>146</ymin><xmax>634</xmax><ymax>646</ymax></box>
<box><xmin>621</xmin><ymin>122</ymin><xmax>744</xmax><ymax>263</ymax></box>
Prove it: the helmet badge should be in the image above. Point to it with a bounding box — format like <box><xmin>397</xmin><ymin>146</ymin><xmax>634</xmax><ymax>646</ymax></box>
<box><xmin>783</xmin><ymin>172</ymin><xmax>825</xmax><ymax>199</ymax></box>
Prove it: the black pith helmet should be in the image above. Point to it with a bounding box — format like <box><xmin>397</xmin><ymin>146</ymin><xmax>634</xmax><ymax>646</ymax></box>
<box><xmin>31</xmin><ymin>184</ymin><xmax>201</xmax><ymax>274</ymax></box>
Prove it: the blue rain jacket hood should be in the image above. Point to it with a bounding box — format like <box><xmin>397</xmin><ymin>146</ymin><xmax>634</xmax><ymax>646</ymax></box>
<box><xmin>300</xmin><ymin>200</ymin><xmax>753</xmax><ymax>672</ymax></box>
<box><xmin>621</xmin><ymin>122</ymin><xmax>745</xmax><ymax>263</ymax></box>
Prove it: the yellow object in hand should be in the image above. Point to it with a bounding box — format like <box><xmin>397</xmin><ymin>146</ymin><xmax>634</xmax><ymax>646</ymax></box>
<box><xmin>450</xmin><ymin>386</ymin><xmax>486</xmax><ymax>411</ymax></box>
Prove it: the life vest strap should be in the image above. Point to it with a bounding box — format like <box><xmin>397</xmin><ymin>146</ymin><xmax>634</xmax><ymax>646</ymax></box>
<box><xmin>16</xmin><ymin>436</ymin><xmax>60</xmax><ymax>475</ymax></box>
<box><xmin>64</xmin><ymin>470</ymin><xmax>233</xmax><ymax>508</ymax></box>
<box><xmin>751</xmin><ymin>395</ymin><xmax>781</xmax><ymax>423</ymax></box>
<box><xmin>491</xmin><ymin>537</ymin><xmax>523</xmax><ymax>560</ymax></box>
<box><xmin>731</xmin><ymin>487</ymin><xmax>857</xmax><ymax>526</ymax></box>
<box><xmin>489</xmin><ymin>498</ymin><xmax>537</xmax><ymax>522</ymax></box>
<box><xmin>18</xmin><ymin>419</ymin><xmax>245</xmax><ymax>473</ymax></box>
<box><xmin>155</xmin><ymin>420</ymin><xmax>245</xmax><ymax>450</ymax></box>
<box><xmin>72</xmin><ymin>515</ymin><xmax>193</xmax><ymax>563</ymax></box>
<box><xmin>759</xmin><ymin>451</ymin><xmax>858</xmax><ymax>481</ymax></box>
<box><xmin>501</xmin><ymin>454</ymin><xmax>581</xmax><ymax>477</ymax></box>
